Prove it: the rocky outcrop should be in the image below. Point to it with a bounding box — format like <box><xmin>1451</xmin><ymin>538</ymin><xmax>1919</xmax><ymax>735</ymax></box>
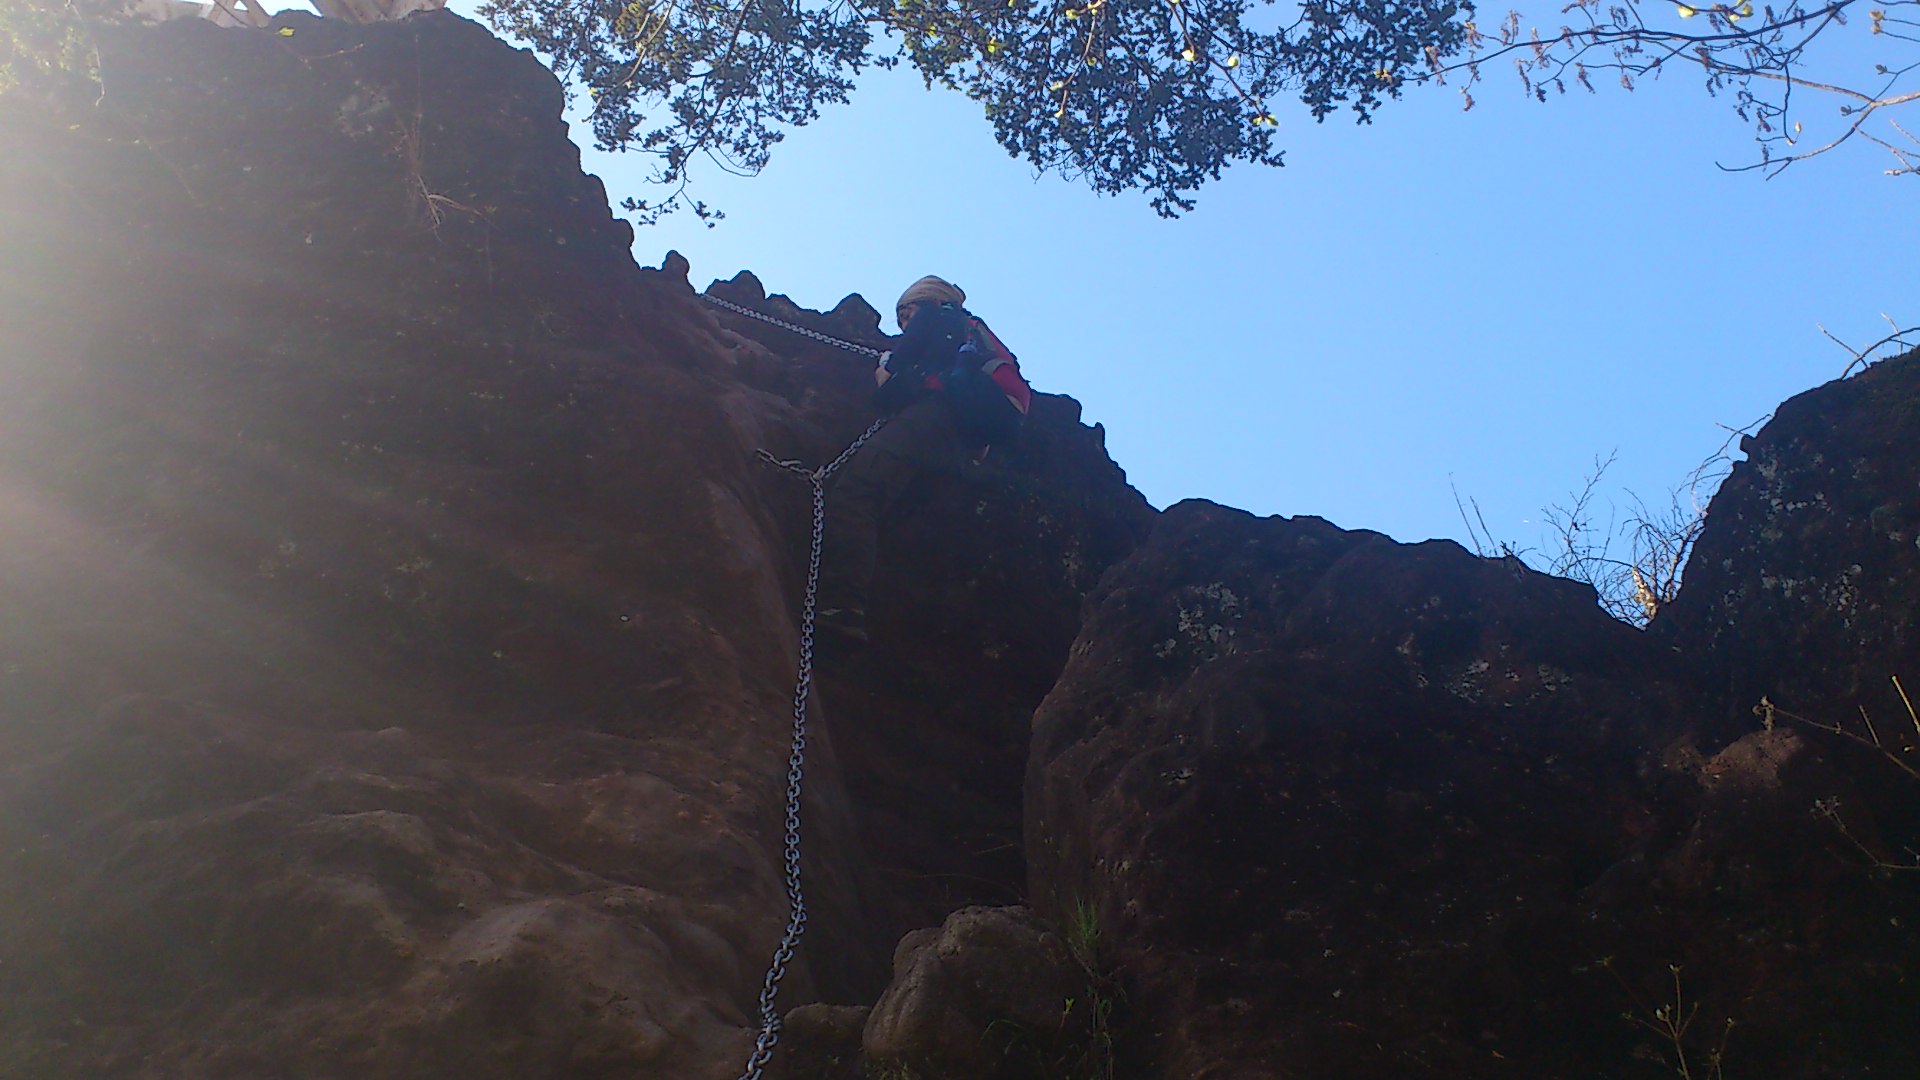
<box><xmin>1021</xmin><ymin>434</ymin><xmax>1920</xmax><ymax>1068</ymax></box>
<box><xmin>1659</xmin><ymin>350</ymin><xmax>1920</xmax><ymax>735</ymax></box>
<box><xmin>1009</xmin><ymin>348</ymin><xmax>1920</xmax><ymax>1077</ymax></box>
<box><xmin>1026</xmin><ymin>505</ymin><xmax>1690</xmax><ymax>1077</ymax></box>
<box><xmin>6</xmin><ymin>9</ymin><xmax>1919</xmax><ymax>1080</ymax></box>
<box><xmin>860</xmin><ymin>906</ymin><xmax>1092</xmax><ymax>1080</ymax></box>
<box><xmin>1645</xmin><ymin>348</ymin><xmax>1920</xmax><ymax>1076</ymax></box>
<box><xmin>1010</xmin><ymin>354</ymin><xmax>1920</xmax><ymax>1079</ymax></box>
<box><xmin>0</xmin><ymin>12</ymin><xmax>1146</xmax><ymax>1078</ymax></box>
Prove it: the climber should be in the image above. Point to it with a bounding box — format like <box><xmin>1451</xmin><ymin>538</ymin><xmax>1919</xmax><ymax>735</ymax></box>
<box><xmin>815</xmin><ymin>275</ymin><xmax>1033</xmax><ymax>646</ymax></box>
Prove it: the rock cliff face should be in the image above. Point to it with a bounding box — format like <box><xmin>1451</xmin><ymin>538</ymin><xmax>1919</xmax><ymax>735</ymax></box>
<box><xmin>1027</xmin><ymin>507</ymin><xmax>1685</xmax><ymax>1076</ymax></box>
<box><xmin>3</xmin><ymin>11</ymin><xmax>1918</xmax><ymax>1080</ymax></box>
<box><xmin>1025</xmin><ymin>479</ymin><xmax>1918</xmax><ymax>1078</ymax></box>
<box><xmin>0</xmin><ymin>13</ymin><xmax>1147</xmax><ymax>1078</ymax></box>
<box><xmin>1660</xmin><ymin>358</ymin><xmax>1920</xmax><ymax>736</ymax></box>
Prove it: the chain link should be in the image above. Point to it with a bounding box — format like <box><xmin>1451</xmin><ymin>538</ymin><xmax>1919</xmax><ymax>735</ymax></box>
<box><xmin>737</xmin><ymin>416</ymin><xmax>887</xmax><ymax>1080</ymax></box>
<box><xmin>705</xmin><ymin>288</ymin><xmax>892</xmax><ymax>1080</ymax></box>
<box><xmin>703</xmin><ymin>293</ymin><xmax>889</xmax><ymax>360</ymax></box>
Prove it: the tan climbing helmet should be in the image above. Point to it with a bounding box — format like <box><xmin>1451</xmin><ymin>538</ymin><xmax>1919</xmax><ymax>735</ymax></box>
<box><xmin>895</xmin><ymin>275</ymin><xmax>966</xmax><ymax>330</ymax></box>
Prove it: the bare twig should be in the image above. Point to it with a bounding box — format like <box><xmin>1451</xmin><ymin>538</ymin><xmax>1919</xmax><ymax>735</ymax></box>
<box><xmin>1820</xmin><ymin>316</ymin><xmax>1920</xmax><ymax>378</ymax></box>
<box><xmin>1759</xmin><ymin>677</ymin><xmax>1920</xmax><ymax>874</ymax></box>
<box><xmin>1417</xmin><ymin>0</ymin><xmax>1920</xmax><ymax>176</ymax></box>
<box><xmin>1534</xmin><ymin>413</ymin><xmax>1763</xmax><ymax>625</ymax></box>
<box><xmin>1598</xmin><ymin>958</ymin><xmax>1735</xmax><ymax>1079</ymax></box>
<box><xmin>1451</xmin><ymin>476</ymin><xmax>1528</xmax><ymax>559</ymax></box>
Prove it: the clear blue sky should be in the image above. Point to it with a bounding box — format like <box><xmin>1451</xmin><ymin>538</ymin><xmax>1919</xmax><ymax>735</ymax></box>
<box><xmin>465</xmin><ymin>2</ymin><xmax>1916</xmax><ymax>559</ymax></box>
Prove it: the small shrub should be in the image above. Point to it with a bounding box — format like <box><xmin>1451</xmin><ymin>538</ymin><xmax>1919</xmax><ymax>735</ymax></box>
<box><xmin>1599</xmin><ymin>958</ymin><xmax>1735</xmax><ymax>1080</ymax></box>
<box><xmin>0</xmin><ymin>0</ymin><xmax>105</xmax><ymax>103</ymax></box>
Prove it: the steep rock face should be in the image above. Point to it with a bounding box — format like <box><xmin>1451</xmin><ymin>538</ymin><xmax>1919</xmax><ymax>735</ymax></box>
<box><xmin>10</xmin><ymin>9</ymin><xmax>1920</xmax><ymax>1080</ymax></box>
<box><xmin>0</xmin><ymin>13</ymin><xmax>1147</xmax><ymax>1078</ymax></box>
<box><xmin>1660</xmin><ymin>350</ymin><xmax>1920</xmax><ymax>735</ymax></box>
<box><xmin>705</xmin><ymin>274</ymin><xmax>1155</xmax><ymax>943</ymax></box>
<box><xmin>1017</xmin><ymin>351</ymin><xmax>1920</xmax><ymax>1079</ymax></box>
<box><xmin>1637</xmin><ymin>723</ymin><xmax>1918</xmax><ymax>1077</ymax></box>
<box><xmin>1026</xmin><ymin>502</ymin><xmax>1688</xmax><ymax>1077</ymax></box>
<box><xmin>1647</xmin><ymin>349</ymin><xmax>1920</xmax><ymax>1075</ymax></box>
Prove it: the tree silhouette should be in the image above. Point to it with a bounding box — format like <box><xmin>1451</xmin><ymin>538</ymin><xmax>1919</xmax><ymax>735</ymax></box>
<box><xmin>478</xmin><ymin>0</ymin><xmax>1472</xmax><ymax>219</ymax></box>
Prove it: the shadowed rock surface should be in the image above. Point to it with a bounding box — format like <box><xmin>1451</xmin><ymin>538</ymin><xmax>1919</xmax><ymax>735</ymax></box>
<box><xmin>1026</xmin><ymin>504</ymin><xmax>1689</xmax><ymax>1077</ymax></box>
<box><xmin>0</xmin><ymin>12</ymin><xmax>1147</xmax><ymax>1078</ymax></box>
<box><xmin>1647</xmin><ymin>348</ymin><xmax>1920</xmax><ymax>1077</ymax></box>
<box><xmin>860</xmin><ymin>906</ymin><xmax>1089</xmax><ymax>1080</ymax></box>
<box><xmin>5</xmin><ymin>9</ymin><xmax>1920</xmax><ymax>1080</ymax></box>
<box><xmin>1658</xmin><ymin>351</ymin><xmax>1920</xmax><ymax>734</ymax></box>
<box><xmin>1022</xmin><ymin>476</ymin><xmax>1920</xmax><ymax>1077</ymax></box>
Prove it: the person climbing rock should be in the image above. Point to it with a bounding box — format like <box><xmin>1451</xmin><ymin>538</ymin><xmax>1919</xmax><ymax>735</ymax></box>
<box><xmin>815</xmin><ymin>275</ymin><xmax>1033</xmax><ymax>646</ymax></box>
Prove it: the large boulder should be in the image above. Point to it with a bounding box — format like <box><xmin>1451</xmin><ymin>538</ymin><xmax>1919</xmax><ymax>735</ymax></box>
<box><xmin>862</xmin><ymin>906</ymin><xmax>1094</xmax><ymax>1080</ymax></box>
<box><xmin>1026</xmin><ymin>501</ymin><xmax>1692</xmax><ymax>1077</ymax></box>
<box><xmin>1022</xmin><ymin>371</ymin><xmax>1920</xmax><ymax>1078</ymax></box>
<box><xmin>1660</xmin><ymin>348</ymin><xmax>1920</xmax><ymax>736</ymax></box>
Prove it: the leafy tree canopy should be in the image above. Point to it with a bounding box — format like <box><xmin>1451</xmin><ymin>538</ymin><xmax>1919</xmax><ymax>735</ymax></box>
<box><xmin>0</xmin><ymin>0</ymin><xmax>100</xmax><ymax>99</ymax></box>
<box><xmin>9</xmin><ymin>0</ymin><xmax>1909</xmax><ymax>218</ymax></box>
<box><xmin>478</xmin><ymin>0</ymin><xmax>1472</xmax><ymax>218</ymax></box>
<box><xmin>476</xmin><ymin>0</ymin><xmax>1916</xmax><ymax>219</ymax></box>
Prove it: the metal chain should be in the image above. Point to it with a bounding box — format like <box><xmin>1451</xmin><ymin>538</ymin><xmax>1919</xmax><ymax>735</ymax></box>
<box><xmin>737</xmin><ymin>416</ymin><xmax>887</xmax><ymax>1080</ymax></box>
<box><xmin>702</xmin><ymin>293</ymin><xmax>890</xmax><ymax>360</ymax></box>
<box><xmin>705</xmin><ymin>288</ymin><xmax>891</xmax><ymax>1078</ymax></box>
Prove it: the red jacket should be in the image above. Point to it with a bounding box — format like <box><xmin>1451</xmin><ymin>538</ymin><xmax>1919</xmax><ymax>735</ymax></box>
<box><xmin>961</xmin><ymin>317</ymin><xmax>1032</xmax><ymax>417</ymax></box>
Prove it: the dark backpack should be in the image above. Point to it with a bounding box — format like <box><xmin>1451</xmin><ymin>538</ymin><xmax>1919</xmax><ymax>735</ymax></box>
<box><xmin>887</xmin><ymin>301</ymin><xmax>972</xmax><ymax>380</ymax></box>
<box><xmin>877</xmin><ymin>302</ymin><xmax>1024</xmax><ymax>445</ymax></box>
<box><xmin>942</xmin><ymin>340</ymin><xmax>1024</xmax><ymax>446</ymax></box>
